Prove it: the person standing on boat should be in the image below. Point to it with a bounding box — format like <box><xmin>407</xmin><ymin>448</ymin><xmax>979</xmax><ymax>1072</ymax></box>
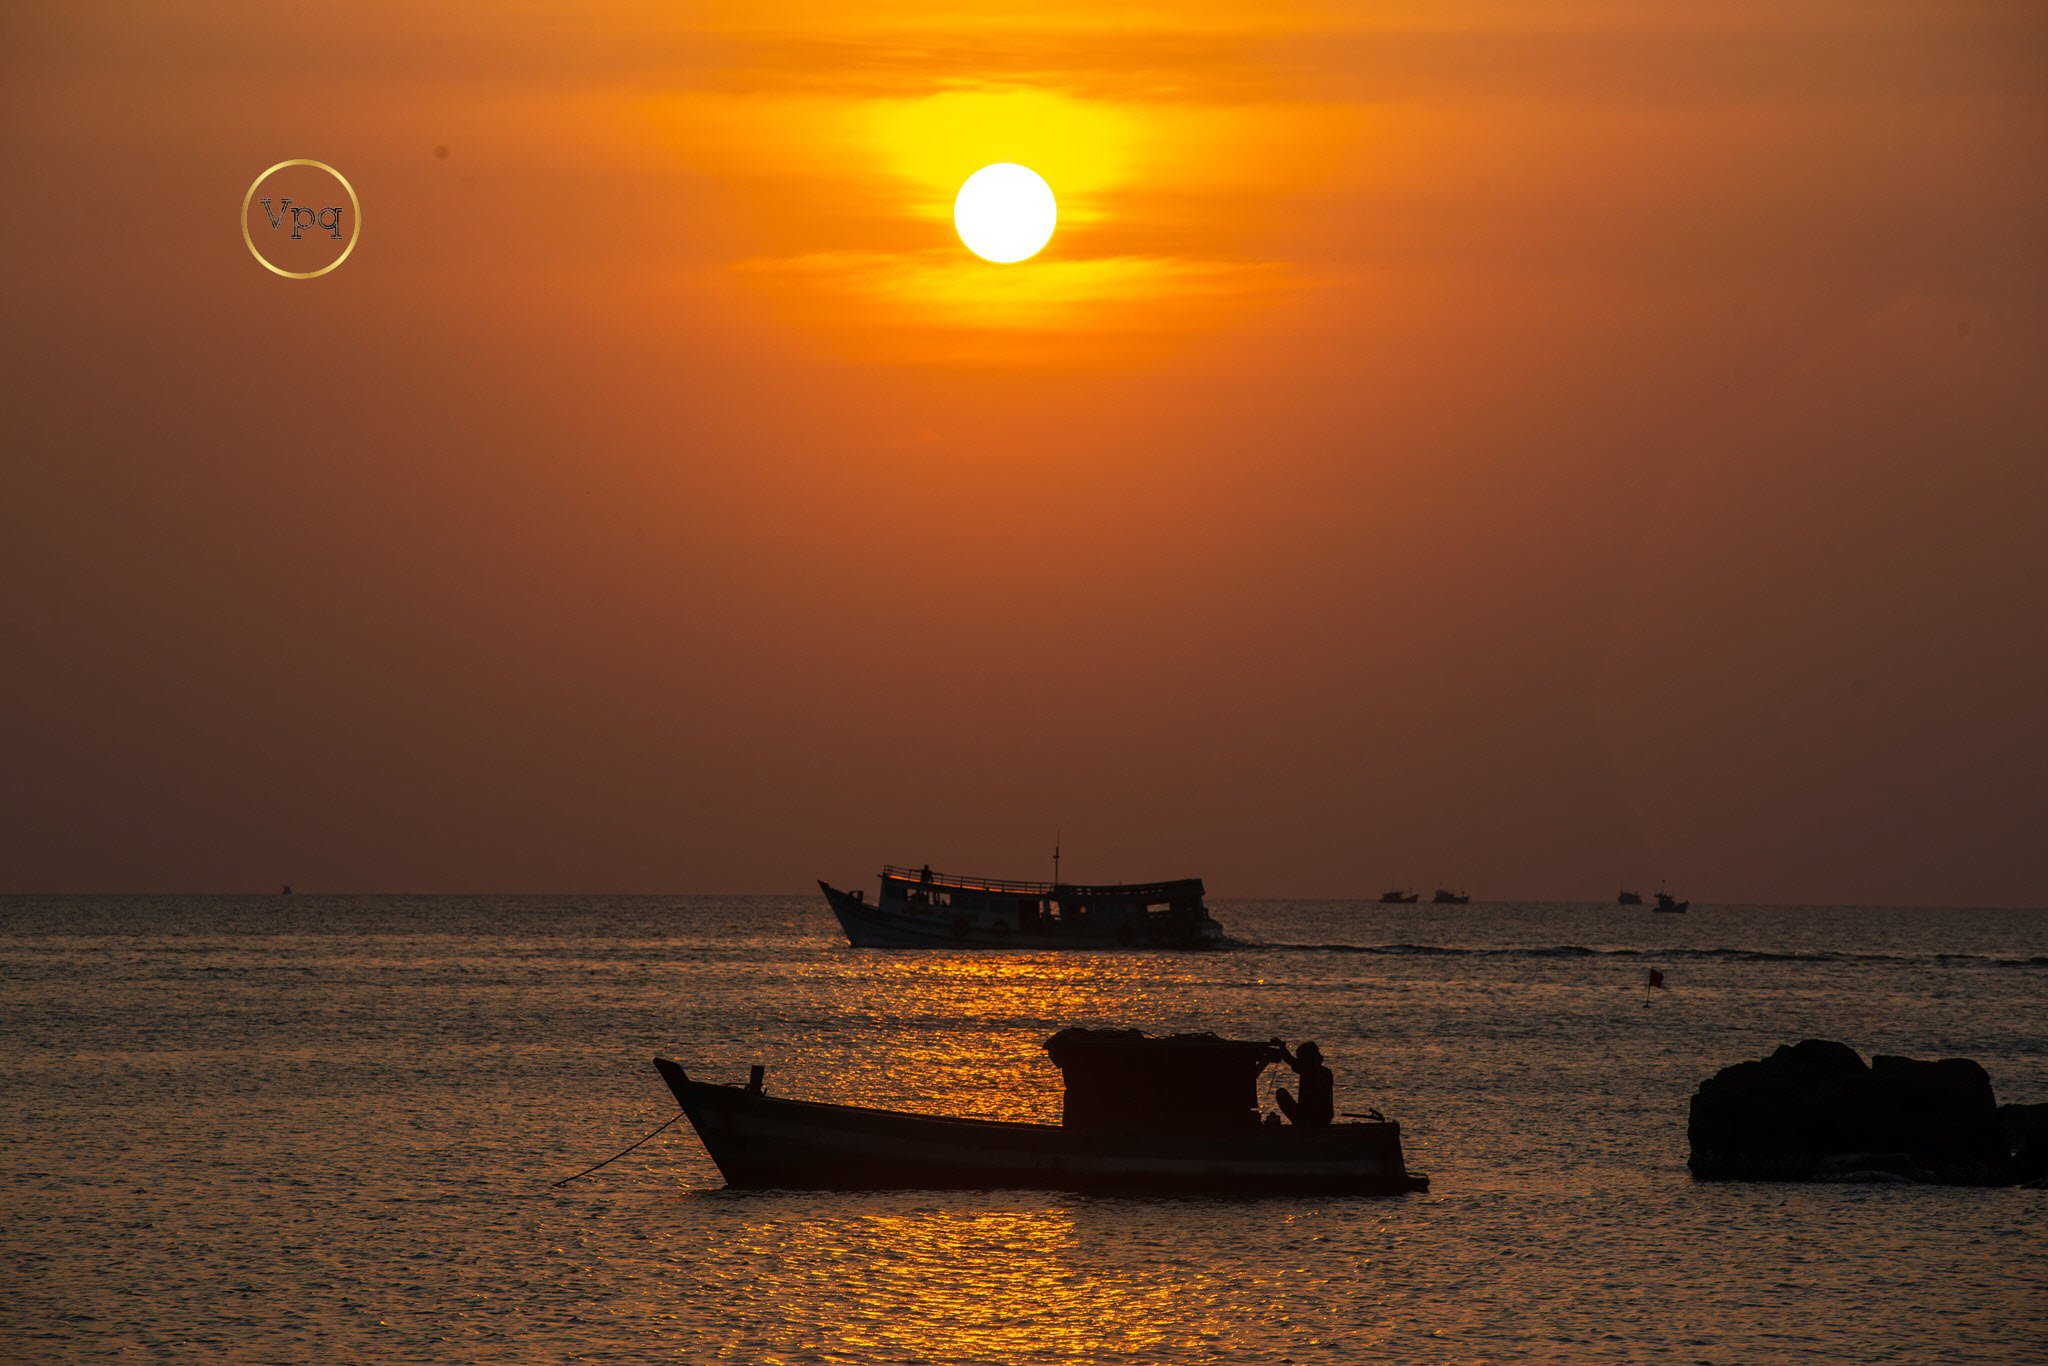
<box><xmin>1270</xmin><ymin>1039</ymin><xmax>1334</xmax><ymax>1127</ymax></box>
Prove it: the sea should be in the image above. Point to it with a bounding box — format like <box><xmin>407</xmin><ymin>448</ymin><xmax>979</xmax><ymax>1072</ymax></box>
<box><xmin>4</xmin><ymin>895</ymin><xmax>2044</xmax><ymax>1364</ymax></box>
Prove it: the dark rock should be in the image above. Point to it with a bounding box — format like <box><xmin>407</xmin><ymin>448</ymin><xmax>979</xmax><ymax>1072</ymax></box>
<box><xmin>1869</xmin><ymin>1054</ymin><xmax>2009</xmax><ymax>1180</ymax></box>
<box><xmin>2001</xmin><ymin>1101</ymin><xmax>2048</xmax><ymax>1183</ymax></box>
<box><xmin>1687</xmin><ymin>1040</ymin><xmax>2021</xmax><ymax>1185</ymax></box>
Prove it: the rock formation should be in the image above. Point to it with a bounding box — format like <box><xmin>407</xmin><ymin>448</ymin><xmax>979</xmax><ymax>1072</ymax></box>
<box><xmin>2001</xmin><ymin>1101</ymin><xmax>2048</xmax><ymax>1186</ymax></box>
<box><xmin>1687</xmin><ymin>1040</ymin><xmax>2030</xmax><ymax>1185</ymax></box>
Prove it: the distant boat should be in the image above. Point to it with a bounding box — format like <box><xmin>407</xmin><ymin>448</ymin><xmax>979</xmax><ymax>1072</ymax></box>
<box><xmin>1653</xmin><ymin>892</ymin><xmax>1689</xmax><ymax>913</ymax></box>
<box><xmin>1379</xmin><ymin>889</ymin><xmax>1419</xmax><ymax>904</ymax></box>
<box><xmin>1431</xmin><ymin>889</ymin><xmax>1469</xmax><ymax>905</ymax></box>
<box><xmin>652</xmin><ymin>1029</ymin><xmax>1427</xmax><ymax>1194</ymax></box>
<box><xmin>1617</xmin><ymin>890</ymin><xmax>1642</xmax><ymax>906</ymax></box>
<box><xmin>820</xmin><ymin>864</ymin><xmax>1225</xmax><ymax>949</ymax></box>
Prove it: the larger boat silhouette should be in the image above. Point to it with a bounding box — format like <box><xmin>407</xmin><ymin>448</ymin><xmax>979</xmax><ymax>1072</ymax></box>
<box><xmin>820</xmin><ymin>864</ymin><xmax>1225</xmax><ymax>949</ymax></box>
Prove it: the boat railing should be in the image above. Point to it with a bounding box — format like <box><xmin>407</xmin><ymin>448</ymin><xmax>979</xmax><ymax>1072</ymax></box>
<box><xmin>880</xmin><ymin>865</ymin><xmax>1204</xmax><ymax>901</ymax></box>
<box><xmin>883</xmin><ymin>865</ymin><xmax>1056</xmax><ymax>894</ymax></box>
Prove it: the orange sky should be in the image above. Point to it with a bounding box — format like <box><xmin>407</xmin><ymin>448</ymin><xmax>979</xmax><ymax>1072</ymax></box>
<box><xmin>2</xmin><ymin>1</ymin><xmax>2044</xmax><ymax>901</ymax></box>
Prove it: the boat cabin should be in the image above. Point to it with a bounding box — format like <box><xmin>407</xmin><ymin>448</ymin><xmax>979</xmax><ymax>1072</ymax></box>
<box><xmin>1045</xmin><ymin>1028</ymin><xmax>1279</xmax><ymax>1133</ymax></box>
<box><xmin>874</xmin><ymin>864</ymin><xmax>1214</xmax><ymax>945</ymax></box>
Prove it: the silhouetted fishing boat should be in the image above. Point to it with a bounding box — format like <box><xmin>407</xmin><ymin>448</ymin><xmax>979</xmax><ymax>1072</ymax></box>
<box><xmin>1617</xmin><ymin>889</ymin><xmax>1642</xmax><ymax>905</ymax></box>
<box><xmin>1431</xmin><ymin>889</ymin><xmax>1469</xmax><ymax>905</ymax></box>
<box><xmin>1379</xmin><ymin>889</ymin><xmax>1419</xmax><ymax>904</ymax></box>
<box><xmin>1653</xmin><ymin>892</ymin><xmax>1689</xmax><ymax>913</ymax></box>
<box><xmin>820</xmin><ymin>865</ymin><xmax>1224</xmax><ymax>949</ymax></box>
<box><xmin>653</xmin><ymin>1029</ymin><xmax>1427</xmax><ymax>1195</ymax></box>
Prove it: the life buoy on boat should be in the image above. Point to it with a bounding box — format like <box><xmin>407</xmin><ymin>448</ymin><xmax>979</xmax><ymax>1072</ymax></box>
<box><xmin>951</xmin><ymin>914</ymin><xmax>971</xmax><ymax>938</ymax></box>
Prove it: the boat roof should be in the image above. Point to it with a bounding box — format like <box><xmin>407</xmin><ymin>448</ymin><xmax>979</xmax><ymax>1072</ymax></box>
<box><xmin>1044</xmin><ymin>1028</ymin><xmax>1275</xmax><ymax>1067</ymax></box>
<box><xmin>881</xmin><ymin>865</ymin><xmax>1204</xmax><ymax>899</ymax></box>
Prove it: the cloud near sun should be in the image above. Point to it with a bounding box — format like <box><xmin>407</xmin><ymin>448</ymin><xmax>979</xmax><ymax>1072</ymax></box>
<box><xmin>655</xmin><ymin>0</ymin><xmax>1359</xmax><ymax>355</ymax></box>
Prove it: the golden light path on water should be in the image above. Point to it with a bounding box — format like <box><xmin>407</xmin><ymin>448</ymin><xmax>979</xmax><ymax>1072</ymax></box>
<box><xmin>635</xmin><ymin>946</ymin><xmax>1422</xmax><ymax>1360</ymax></box>
<box><xmin>637</xmin><ymin>948</ymin><xmax>1307</xmax><ymax>1361</ymax></box>
<box><xmin>9</xmin><ymin>898</ymin><xmax>2043</xmax><ymax>1361</ymax></box>
<box><xmin>688</xmin><ymin>1202</ymin><xmax>1387</xmax><ymax>1363</ymax></box>
<box><xmin>794</xmin><ymin>949</ymin><xmax>1215</xmax><ymax>1122</ymax></box>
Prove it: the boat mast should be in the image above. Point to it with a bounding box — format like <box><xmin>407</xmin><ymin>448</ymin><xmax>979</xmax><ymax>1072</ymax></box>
<box><xmin>1053</xmin><ymin>830</ymin><xmax>1062</xmax><ymax>886</ymax></box>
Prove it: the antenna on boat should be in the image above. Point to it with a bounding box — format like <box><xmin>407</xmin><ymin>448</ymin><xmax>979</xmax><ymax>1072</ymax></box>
<box><xmin>1053</xmin><ymin>830</ymin><xmax>1062</xmax><ymax>886</ymax></box>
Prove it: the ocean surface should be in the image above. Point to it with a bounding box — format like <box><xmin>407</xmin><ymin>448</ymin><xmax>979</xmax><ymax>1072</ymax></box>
<box><xmin>4</xmin><ymin>895</ymin><xmax>2044</xmax><ymax>1364</ymax></box>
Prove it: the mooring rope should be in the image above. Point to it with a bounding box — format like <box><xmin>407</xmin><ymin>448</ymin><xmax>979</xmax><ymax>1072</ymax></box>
<box><xmin>552</xmin><ymin>1110</ymin><xmax>687</xmax><ymax>1187</ymax></box>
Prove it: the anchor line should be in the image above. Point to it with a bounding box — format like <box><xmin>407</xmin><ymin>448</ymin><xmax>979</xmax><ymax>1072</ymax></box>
<box><xmin>551</xmin><ymin>1110</ymin><xmax>687</xmax><ymax>1187</ymax></box>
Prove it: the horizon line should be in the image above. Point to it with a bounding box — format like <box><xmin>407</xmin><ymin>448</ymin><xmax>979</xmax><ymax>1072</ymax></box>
<box><xmin>1</xmin><ymin>890</ymin><xmax>2042</xmax><ymax>912</ymax></box>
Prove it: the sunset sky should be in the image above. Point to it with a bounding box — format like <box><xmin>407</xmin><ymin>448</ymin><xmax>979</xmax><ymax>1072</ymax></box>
<box><xmin>3</xmin><ymin>1</ymin><xmax>2043</xmax><ymax>902</ymax></box>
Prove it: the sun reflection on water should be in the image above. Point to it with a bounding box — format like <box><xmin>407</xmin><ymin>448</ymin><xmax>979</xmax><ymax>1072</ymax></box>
<box><xmin>710</xmin><ymin>949</ymin><xmax>1227</xmax><ymax>1125</ymax></box>
<box><xmin>813</xmin><ymin>1208</ymin><xmax>1191</xmax><ymax>1360</ymax></box>
<box><xmin>667</xmin><ymin>1195</ymin><xmax>1378</xmax><ymax>1365</ymax></box>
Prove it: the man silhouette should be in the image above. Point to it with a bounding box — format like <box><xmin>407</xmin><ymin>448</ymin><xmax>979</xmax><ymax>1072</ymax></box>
<box><xmin>1270</xmin><ymin>1039</ymin><xmax>1334</xmax><ymax>1126</ymax></box>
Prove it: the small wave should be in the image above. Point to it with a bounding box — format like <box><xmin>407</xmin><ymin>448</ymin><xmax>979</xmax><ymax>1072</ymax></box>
<box><xmin>1228</xmin><ymin>941</ymin><xmax>2043</xmax><ymax>967</ymax></box>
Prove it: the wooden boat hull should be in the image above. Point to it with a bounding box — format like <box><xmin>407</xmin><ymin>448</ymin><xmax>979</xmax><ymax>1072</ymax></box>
<box><xmin>821</xmin><ymin>881</ymin><xmax>1223</xmax><ymax>951</ymax></box>
<box><xmin>655</xmin><ymin>1059</ymin><xmax>1428</xmax><ymax>1195</ymax></box>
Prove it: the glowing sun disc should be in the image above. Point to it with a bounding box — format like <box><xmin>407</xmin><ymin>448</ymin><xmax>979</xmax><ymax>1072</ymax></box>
<box><xmin>953</xmin><ymin>163</ymin><xmax>1057</xmax><ymax>263</ymax></box>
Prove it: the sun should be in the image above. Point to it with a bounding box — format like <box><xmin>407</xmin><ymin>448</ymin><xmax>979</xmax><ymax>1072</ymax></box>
<box><xmin>953</xmin><ymin>163</ymin><xmax>1057</xmax><ymax>264</ymax></box>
